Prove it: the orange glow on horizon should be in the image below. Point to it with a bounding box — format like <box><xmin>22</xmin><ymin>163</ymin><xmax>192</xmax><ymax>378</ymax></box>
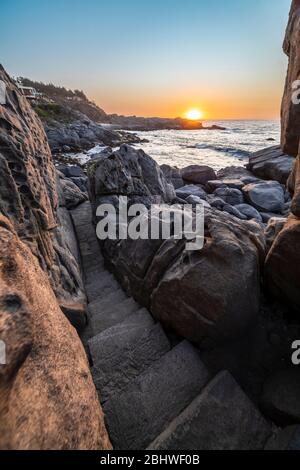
<box><xmin>184</xmin><ymin>108</ymin><xmax>204</xmax><ymax>120</ymax></box>
<box><xmin>91</xmin><ymin>83</ymin><xmax>283</xmax><ymax>121</ymax></box>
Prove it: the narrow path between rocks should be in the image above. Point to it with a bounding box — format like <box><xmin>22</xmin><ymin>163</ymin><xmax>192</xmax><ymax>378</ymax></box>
<box><xmin>71</xmin><ymin>201</ymin><xmax>274</xmax><ymax>450</ymax></box>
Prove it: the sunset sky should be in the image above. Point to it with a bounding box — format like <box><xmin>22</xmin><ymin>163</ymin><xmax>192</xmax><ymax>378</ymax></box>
<box><xmin>1</xmin><ymin>0</ymin><xmax>292</xmax><ymax>119</ymax></box>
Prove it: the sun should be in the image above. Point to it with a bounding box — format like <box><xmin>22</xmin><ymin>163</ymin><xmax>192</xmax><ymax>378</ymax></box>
<box><xmin>185</xmin><ymin>108</ymin><xmax>203</xmax><ymax>120</ymax></box>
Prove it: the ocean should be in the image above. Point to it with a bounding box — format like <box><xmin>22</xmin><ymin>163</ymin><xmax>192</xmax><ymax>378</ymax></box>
<box><xmin>131</xmin><ymin>120</ymin><xmax>280</xmax><ymax>171</ymax></box>
<box><xmin>73</xmin><ymin>120</ymin><xmax>280</xmax><ymax>171</ymax></box>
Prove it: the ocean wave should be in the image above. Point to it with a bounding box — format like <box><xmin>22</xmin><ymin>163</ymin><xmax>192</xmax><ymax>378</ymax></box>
<box><xmin>192</xmin><ymin>143</ymin><xmax>250</xmax><ymax>159</ymax></box>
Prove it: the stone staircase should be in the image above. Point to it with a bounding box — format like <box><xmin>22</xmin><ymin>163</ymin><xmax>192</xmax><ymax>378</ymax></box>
<box><xmin>71</xmin><ymin>201</ymin><xmax>273</xmax><ymax>451</ymax></box>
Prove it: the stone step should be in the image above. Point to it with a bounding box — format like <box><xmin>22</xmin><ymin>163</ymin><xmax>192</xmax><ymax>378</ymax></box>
<box><xmin>90</xmin><ymin>282</ymin><xmax>122</xmax><ymax>305</ymax></box>
<box><xmin>103</xmin><ymin>341</ymin><xmax>210</xmax><ymax>450</ymax></box>
<box><xmin>70</xmin><ymin>201</ymin><xmax>93</xmax><ymax>225</ymax></box>
<box><xmin>80</xmin><ymin>239</ymin><xmax>101</xmax><ymax>257</ymax></box>
<box><xmin>148</xmin><ymin>371</ymin><xmax>272</xmax><ymax>451</ymax></box>
<box><xmin>88</xmin><ymin>289</ymin><xmax>128</xmax><ymax>317</ymax></box>
<box><xmin>91</xmin><ymin>317</ymin><xmax>170</xmax><ymax>403</ymax></box>
<box><xmin>84</xmin><ymin>265</ymin><xmax>107</xmax><ymax>285</ymax></box>
<box><xmin>89</xmin><ymin>308</ymin><xmax>155</xmax><ymax>365</ymax></box>
<box><xmin>85</xmin><ymin>272</ymin><xmax>119</xmax><ymax>303</ymax></box>
<box><xmin>75</xmin><ymin>226</ymin><xmax>98</xmax><ymax>244</ymax></box>
<box><xmin>90</xmin><ymin>297</ymin><xmax>140</xmax><ymax>335</ymax></box>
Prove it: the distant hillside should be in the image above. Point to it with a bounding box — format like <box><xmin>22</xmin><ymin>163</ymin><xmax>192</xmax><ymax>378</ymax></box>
<box><xmin>18</xmin><ymin>77</ymin><xmax>109</xmax><ymax>123</ymax></box>
<box><xmin>17</xmin><ymin>77</ymin><xmax>223</xmax><ymax>132</ymax></box>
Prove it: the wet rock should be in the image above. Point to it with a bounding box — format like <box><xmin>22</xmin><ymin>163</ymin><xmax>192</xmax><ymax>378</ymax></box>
<box><xmin>186</xmin><ymin>196</ymin><xmax>211</xmax><ymax>208</ymax></box>
<box><xmin>217</xmin><ymin>166</ymin><xmax>253</xmax><ymax>180</ymax></box>
<box><xmin>208</xmin><ymin>197</ymin><xmax>226</xmax><ymax>210</ymax></box>
<box><xmin>247</xmin><ymin>146</ymin><xmax>294</xmax><ymax>184</ymax></box>
<box><xmin>222</xmin><ymin>204</ymin><xmax>247</xmax><ymax>220</ymax></box>
<box><xmin>181</xmin><ymin>165</ymin><xmax>216</xmax><ymax>185</ymax></box>
<box><xmin>176</xmin><ymin>185</ymin><xmax>207</xmax><ymax>201</ymax></box>
<box><xmin>235</xmin><ymin>204</ymin><xmax>263</xmax><ymax>222</ymax></box>
<box><xmin>160</xmin><ymin>164</ymin><xmax>184</xmax><ymax>189</ymax></box>
<box><xmin>242</xmin><ymin>181</ymin><xmax>285</xmax><ymax>214</ymax></box>
<box><xmin>213</xmin><ymin>187</ymin><xmax>244</xmax><ymax>206</ymax></box>
<box><xmin>206</xmin><ymin>179</ymin><xmax>244</xmax><ymax>192</ymax></box>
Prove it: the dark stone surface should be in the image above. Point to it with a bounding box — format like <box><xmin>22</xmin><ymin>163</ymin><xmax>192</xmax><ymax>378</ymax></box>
<box><xmin>243</xmin><ymin>181</ymin><xmax>285</xmax><ymax>214</ymax></box>
<box><xmin>0</xmin><ymin>65</ymin><xmax>85</xmax><ymax>312</ymax></box>
<box><xmin>247</xmin><ymin>146</ymin><xmax>294</xmax><ymax>184</ymax></box>
<box><xmin>181</xmin><ymin>165</ymin><xmax>216</xmax><ymax>185</ymax></box>
<box><xmin>88</xmin><ymin>144</ymin><xmax>175</xmax><ymax>205</ymax></box>
<box><xmin>281</xmin><ymin>1</ymin><xmax>300</xmax><ymax>157</ymax></box>
<box><xmin>91</xmin><ymin>321</ymin><xmax>170</xmax><ymax>402</ymax></box>
<box><xmin>103</xmin><ymin>341</ymin><xmax>210</xmax><ymax>449</ymax></box>
<box><xmin>149</xmin><ymin>371</ymin><xmax>272</xmax><ymax>450</ymax></box>
<box><xmin>266</xmin><ymin>426</ymin><xmax>300</xmax><ymax>450</ymax></box>
<box><xmin>260</xmin><ymin>368</ymin><xmax>300</xmax><ymax>426</ymax></box>
<box><xmin>175</xmin><ymin>184</ymin><xmax>207</xmax><ymax>200</ymax></box>
<box><xmin>213</xmin><ymin>187</ymin><xmax>244</xmax><ymax>206</ymax></box>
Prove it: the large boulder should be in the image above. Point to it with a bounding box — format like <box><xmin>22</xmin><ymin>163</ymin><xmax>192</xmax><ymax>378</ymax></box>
<box><xmin>206</xmin><ymin>179</ymin><xmax>245</xmax><ymax>192</ymax></box>
<box><xmin>88</xmin><ymin>143</ymin><xmax>266</xmax><ymax>347</ymax></box>
<box><xmin>265</xmin><ymin>215</ymin><xmax>300</xmax><ymax>310</ymax></box>
<box><xmin>88</xmin><ymin>145</ymin><xmax>175</xmax><ymax>205</ymax></box>
<box><xmin>247</xmin><ymin>146</ymin><xmax>294</xmax><ymax>184</ymax></box>
<box><xmin>150</xmin><ymin>211</ymin><xmax>265</xmax><ymax>346</ymax></box>
<box><xmin>58</xmin><ymin>171</ymin><xmax>88</xmax><ymax>209</ymax></box>
<box><xmin>213</xmin><ymin>187</ymin><xmax>244</xmax><ymax>206</ymax></box>
<box><xmin>0</xmin><ymin>216</ymin><xmax>111</xmax><ymax>450</ymax></box>
<box><xmin>217</xmin><ymin>166</ymin><xmax>254</xmax><ymax>180</ymax></box>
<box><xmin>266</xmin><ymin>3</ymin><xmax>300</xmax><ymax>311</ymax></box>
<box><xmin>100</xmin><ymin>207</ymin><xmax>265</xmax><ymax>347</ymax></box>
<box><xmin>235</xmin><ymin>204</ymin><xmax>263</xmax><ymax>223</ymax></box>
<box><xmin>242</xmin><ymin>181</ymin><xmax>285</xmax><ymax>214</ymax></box>
<box><xmin>181</xmin><ymin>165</ymin><xmax>216</xmax><ymax>185</ymax></box>
<box><xmin>160</xmin><ymin>164</ymin><xmax>184</xmax><ymax>189</ymax></box>
<box><xmin>281</xmin><ymin>0</ymin><xmax>300</xmax><ymax>157</ymax></box>
<box><xmin>176</xmin><ymin>185</ymin><xmax>207</xmax><ymax>201</ymax></box>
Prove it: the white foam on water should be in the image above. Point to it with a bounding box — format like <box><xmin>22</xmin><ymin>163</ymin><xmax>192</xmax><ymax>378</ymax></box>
<box><xmin>69</xmin><ymin>120</ymin><xmax>280</xmax><ymax>171</ymax></box>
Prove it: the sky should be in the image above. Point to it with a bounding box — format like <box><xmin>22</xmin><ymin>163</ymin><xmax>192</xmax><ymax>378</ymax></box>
<box><xmin>0</xmin><ymin>0</ymin><xmax>292</xmax><ymax>119</ymax></box>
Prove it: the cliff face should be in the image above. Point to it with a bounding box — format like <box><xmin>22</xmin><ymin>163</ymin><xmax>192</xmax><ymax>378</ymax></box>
<box><xmin>281</xmin><ymin>0</ymin><xmax>300</xmax><ymax>157</ymax></box>
<box><xmin>0</xmin><ymin>216</ymin><xmax>111</xmax><ymax>449</ymax></box>
<box><xmin>265</xmin><ymin>0</ymin><xmax>300</xmax><ymax>309</ymax></box>
<box><xmin>0</xmin><ymin>66</ymin><xmax>111</xmax><ymax>449</ymax></box>
<box><xmin>0</xmin><ymin>65</ymin><xmax>84</xmax><ymax>310</ymax></box>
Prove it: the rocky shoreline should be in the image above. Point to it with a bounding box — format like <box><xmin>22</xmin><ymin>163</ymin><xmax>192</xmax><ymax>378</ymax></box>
<box><xmin>1</xmin><ymin>0</ymin><xmax>300</xmax><ymax>451</ymax></box>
